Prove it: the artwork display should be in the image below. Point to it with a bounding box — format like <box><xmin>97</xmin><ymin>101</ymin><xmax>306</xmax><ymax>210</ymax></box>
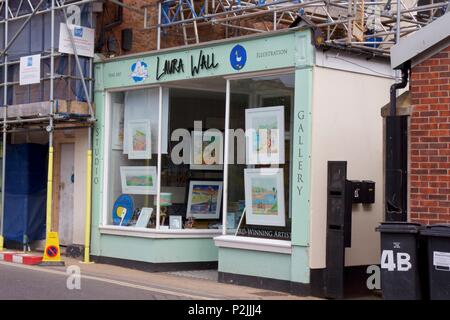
<box><xmin>112</xmin><ymin>194</ymin><xmax>134</xmax><ymax>226</ymax></box>
<box><xmin>120</xmin><ymin>166</ymin><xmax>157</xmax><ymax>195</ymax></box>
<box><xmin>126</xmin><ymin>119</ymin><xmax>151</xmax><ymax>159</ymax></box>
<box><xmin>111</xmin><ymin>103</ymin><xmax>125</xmax><ymax>150</ymax></box>
<box><xmin>169</xmin><ymin>215</ymin><xmax>183</xmax><ymax>230</ymax></box>
<box><xmin>190</xmin><ymin>130</ymin><xmax>223</xmax><ymax>170</ymax></box>
<box><xmin>245</xmin><ymin>106</ymin><xmax>285</xmax><ymax>164</ymax></box>
<box><xmin>186</xmin><ymin>180</ymin><xmax>223</xmax><ymax>219</ymax></box>
<box><xmin>123</xmin><ymin>88</ymin><xmax>169</xmax><ymax>154</ymax></box>
<box><xmin>135</xmin><ymin>207</ymin><xmax>153</xmax><ymax>228</ymax></box>
<box><xmin>244</xmin><ymin>168</ymin><xmax>285</xmax><ymax>227</ymax></box>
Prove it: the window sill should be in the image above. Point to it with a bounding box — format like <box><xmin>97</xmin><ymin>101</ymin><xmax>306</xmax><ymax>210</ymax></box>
<box><xmin>99</xmin><ymin>225</ymin><xmax>222</xmax><ymax>239</ymax></box>
<box><xmin>213</xmin><ymin>235</ymin><xmax>292</xmax><ymax>254</ymax></box>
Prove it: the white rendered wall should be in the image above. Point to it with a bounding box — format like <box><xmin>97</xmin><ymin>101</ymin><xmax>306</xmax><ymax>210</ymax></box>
<box><xmin>309</xmin><ymin>65</ymin><xmax>392</xmax><ymax>268</ymax></box>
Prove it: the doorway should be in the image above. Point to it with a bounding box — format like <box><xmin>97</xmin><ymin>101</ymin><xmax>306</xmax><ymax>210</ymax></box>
<box><xmin>58</xmin><ymin>143</ymin><xmax>75</xmax><ymax>246</ymax></box>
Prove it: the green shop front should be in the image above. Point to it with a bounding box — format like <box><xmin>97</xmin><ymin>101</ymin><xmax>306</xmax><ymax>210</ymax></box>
<box><xmin>92</xmin><ymin>29</ymin><xmax>392</xmax><ymax>297</ymax></box>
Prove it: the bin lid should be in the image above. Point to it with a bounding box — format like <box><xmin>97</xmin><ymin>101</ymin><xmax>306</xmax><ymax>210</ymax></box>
<box><xmin>375</xmin><ymin>222</ymin><xmax>422</xmax><ymax>234</ymax></box>
<box><xmin>421</xmin><ymin>224</ymin><xmax>450</xmax><ymax>237</ymax></box>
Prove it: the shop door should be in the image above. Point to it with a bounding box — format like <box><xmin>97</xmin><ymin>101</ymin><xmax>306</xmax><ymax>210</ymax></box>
<box><xmin>58</xmin><ymin>143</ymin><xmax>75</xmax><ymax>246</ymax></box>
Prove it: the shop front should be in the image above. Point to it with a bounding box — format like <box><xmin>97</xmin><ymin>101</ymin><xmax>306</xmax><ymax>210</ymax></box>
<box><xmin>92</xmin><ymin>29</ymin><xmax>393</xmax><ymax>296</ymax></box>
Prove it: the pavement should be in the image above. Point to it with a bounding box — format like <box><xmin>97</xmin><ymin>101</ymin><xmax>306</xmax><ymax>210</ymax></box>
<box><xmin>0</xmin><ymin>256</ymin><xmax>319</xmax><ymax>300</ymax></box>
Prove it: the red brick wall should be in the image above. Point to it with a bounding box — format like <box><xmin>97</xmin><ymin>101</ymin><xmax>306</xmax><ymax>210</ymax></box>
<box><xmin>409</xmin><ymin>45</ymin><xmax>450</xmax><ymax>224</ymax></box>
<box><xmin>96</xmin><ymin>1</ymin><xmax>280</xmax><ymax>56</ymax></box>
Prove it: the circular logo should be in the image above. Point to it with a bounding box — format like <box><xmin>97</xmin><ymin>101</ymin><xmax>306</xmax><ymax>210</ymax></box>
<box><xmin>230</xmin><ymin>45</ymin><xmax>247</xmax><ymax>71</ymax></box>
<box><xmin>46</xmin><ymin>245</ymin><xmax>59</xmax><ymax>258</ymax></box>
<box><xmin>130</xmin><ymin>60</ymin><xmax>149</xmax><ymax>82</ymax></box>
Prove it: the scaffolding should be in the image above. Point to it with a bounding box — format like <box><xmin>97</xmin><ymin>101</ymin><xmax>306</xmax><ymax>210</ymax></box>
<box><xmin>0</xmin><ymin>0</ymin><xmax>95</xmax><ymax>259</ymax></box>
<box><xmin>137</xmin><ymin>0</ymin><xmax>449</xmax><ymax>55</ymax></box>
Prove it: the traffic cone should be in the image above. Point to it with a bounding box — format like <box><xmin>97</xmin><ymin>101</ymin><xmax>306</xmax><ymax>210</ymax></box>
<box><xmin>40</xmin><ymin>231</ymin><xmax>65</xmax><ymax>266</ymax></box>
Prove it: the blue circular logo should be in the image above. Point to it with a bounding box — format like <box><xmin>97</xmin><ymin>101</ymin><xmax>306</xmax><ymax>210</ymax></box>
<box><xmin>230</xmin><ymin>45</ymin><xmax>247</xmax><ymax>71</ymax></box>
<box><xmin>130</xmin><ymin>60</ymin><xmax>149</xmax><ymax>82</ymax></box>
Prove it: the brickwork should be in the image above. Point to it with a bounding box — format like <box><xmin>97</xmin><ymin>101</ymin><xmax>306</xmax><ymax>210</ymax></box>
<box><xmin>409</xmin><ymin>45</ymin><xmax>450</xmax><ymax>224</ymax></box>
<box><xmin>96</xmin><ymin>0</ymin><xmax>278</xmax><ymax>56</ymax></box>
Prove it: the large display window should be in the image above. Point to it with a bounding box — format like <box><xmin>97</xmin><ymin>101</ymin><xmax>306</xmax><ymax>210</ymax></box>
<box><xmin>104</xmin><ymin>78</ymin><xmax>228</xmax><ymax>233</ymax></box>
<box><xmin>224</xmin><ymin>73</ymin><xmax>294</xmax><ymax>240</ymax></box>
<box><xmin>102</xmin><ymin>72</ymin><xmax>294</xmax><ymax>240</ymax></box>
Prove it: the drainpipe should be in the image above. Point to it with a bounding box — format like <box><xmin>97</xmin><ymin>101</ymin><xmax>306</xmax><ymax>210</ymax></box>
<box><xmin>385</xmin><ymin>62</ymin><xmax>410</xmax><ymax>222</ymax></box>
<box><xmin>390</xmin><ymin>63</ymin><xmax>410</xmax><ymax>116</ymax></box>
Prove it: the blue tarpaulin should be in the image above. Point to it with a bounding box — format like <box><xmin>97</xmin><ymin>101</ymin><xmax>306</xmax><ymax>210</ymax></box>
<box><xmin>3</xmin><ymin>144</ymin><xmax>48</xmax><ymax>243</ymax></box>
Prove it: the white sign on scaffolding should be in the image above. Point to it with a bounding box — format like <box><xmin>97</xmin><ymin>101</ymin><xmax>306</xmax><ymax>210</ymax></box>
<box><xmin>58</xmin><ymin>23</ymin><xmax>95</xmax><ymax>58</ymax></box>
<box><xmin>19</xmin><ymin>54</ymin><xmax>41</xmax><ymax>85</ymax></box>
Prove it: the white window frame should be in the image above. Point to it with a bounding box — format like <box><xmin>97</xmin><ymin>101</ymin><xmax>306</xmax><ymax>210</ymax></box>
<box><xmin>220</xmin><ymin>69</ymin><xmax>295</xmax><ymax>252</ymax></box>
<box><xmin>101</xmin><ymin>68</ymin><xmax>295</xmax><ymax>243</ymax></box>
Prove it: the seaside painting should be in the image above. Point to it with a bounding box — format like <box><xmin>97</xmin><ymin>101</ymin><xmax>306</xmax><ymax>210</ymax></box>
<box><xmin>187</xmin><ymin>181</ymin><xmax>223</xmax><ymax>219</ymax></box>
<box><xmin>251</xmin><ymin>117</ymin><xmax>279</xmax><ymax>157</ymax></box>
<box><xmin>120</xmin><ymin>166</ymin><xmax>157</xmax><ymax>195</ymax></box>
<box><xmin>127</xmin><ymin>119</ymin><xmax>151</xmax><ymax>159</ymax></box>
<box><xmin>244</xmin><ymin>168</ymin><xmax>285</xmax><ymax>227</ymax></box>
<box><xmin>251</xmin><ymin>177</ymin><xmax>278</xmax><ymax>216</ymax></box>
<box><xmin>246</xmin><ymin>106</ymin><xmax>285</xmax><ymax>164</ymax></box>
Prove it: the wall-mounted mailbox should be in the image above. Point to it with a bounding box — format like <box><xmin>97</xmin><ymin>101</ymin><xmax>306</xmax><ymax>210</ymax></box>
<box><xmin>361</xmin><ymin>180</ymin><xmax>375</xmax><ymax>204</ymax></box>
<box><xmin>349</xmin><ymin>180</ymin><xmax>362</xmax><ymax>203</ymax></box>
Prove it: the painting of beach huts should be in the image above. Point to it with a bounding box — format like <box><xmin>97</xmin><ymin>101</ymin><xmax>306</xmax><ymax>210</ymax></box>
<box><xmin>244</xmin><ymin>168</ymin><xmax>285</xmax><ymax>227</ymax></box>
<box><xmin>187</xmin><ymin>181</ymin><xmax>223</xmax><ymax>219</ymax></box>
<box><xmin>246</xmin><ymin>106</ymin><xmax>285</xmax><ymax>165</ymax></box>
<box><xmin>127</xmin><ymin>119</ymin><xmax>151</xmax><ymax>159</ymax></box>
<box><xmin>251</xmin><ymin>177</ymin><xmax>278</xmax><ymax>215</ymax></box>
<box><xmin>252</xmin><ymin>118</ymin><xmax>279</xmax><ymax>156</ymax></box>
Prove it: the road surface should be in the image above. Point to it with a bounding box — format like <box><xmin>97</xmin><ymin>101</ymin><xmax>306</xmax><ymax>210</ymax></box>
<box><xmin>0</xmin><ymin>261</ymin><xmax>209</xmax><ymax>300</ymax></box>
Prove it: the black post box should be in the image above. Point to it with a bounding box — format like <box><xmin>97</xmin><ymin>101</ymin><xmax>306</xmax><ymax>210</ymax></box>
<box><xmin>361</xmin><ymin>180</ymin><xmax>375</xmax><ymax>204</ymax></box>
<box><xmin>349</xmin><ymin>180</ymin><xmax>362</xmax><ymax>203</ymax></box>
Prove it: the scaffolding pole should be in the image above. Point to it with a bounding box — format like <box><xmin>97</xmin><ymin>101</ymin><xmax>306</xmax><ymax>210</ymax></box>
<box><xmin>0</xmin><ymin>0</ymin><xmax>8</xmax><ymax>251</ymax></box>
<box><xmin>45</xmin><ymin>0</ymin><xmax>55</xmax><ymax>236</ymax></box>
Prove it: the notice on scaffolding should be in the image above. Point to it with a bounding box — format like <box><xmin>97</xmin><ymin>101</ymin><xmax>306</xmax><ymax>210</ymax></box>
<box><xmin>58</xmin><ymin>23</ymin><xmax>95</xmax><ymax>58</ymax></box>
<box><xmin>19</xmin><ymin>54</ymin><xmax>41</xmax><ymax>85</ymax></box>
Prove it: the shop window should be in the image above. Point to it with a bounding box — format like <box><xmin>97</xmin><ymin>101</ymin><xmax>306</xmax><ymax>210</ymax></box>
<box><xmin>106</xmin><ymin>88</ymin><xmax>166</xmax><ymax>228</ymax></box>
<box><xmin>225</xmin><ymin>73</ymin><xmax>294</xmax><ymax>240</ymax></box>
<box><xmin>105</xmin><ymin>79</ymin><xmax>228</xmax><ymax>231</ymax></box>
<box><xmin>104</xmin><ymin>73</ymin><xmax>293</xmax><ymax>239</ymax></box>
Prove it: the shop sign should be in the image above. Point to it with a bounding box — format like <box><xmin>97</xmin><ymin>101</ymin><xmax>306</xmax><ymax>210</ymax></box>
<box><xmin>229</xmin><ymin>44</ymin><xmax>247</xmax><ymax>70</ymax></box>
<box><xmin>19</xmin><ymin>54</ymin><xmax>41</xmax><ymax>85</ymax></box>
<box><xmin>58</xmin><ymin>23</ymin><xmax>95</xmax><ymax>58</ymax></box>
<box><xmin>130</xmin><ymin>60</ymin><xmax>149</xmax><ymax>82</ymax></box>
<box><xmin>156</xmin><ymin>49</ymin><xmax>219</xmax><ymax>81</ymax></box>
<box><xmin>237</xmin><ymin>227</ymin><xmax>291</xmax><ymax>240</ymax></box>
<box><xmin>101</xmin><ymin>32</ymin><xmax>303</xmax><ymax>89</ymax></box>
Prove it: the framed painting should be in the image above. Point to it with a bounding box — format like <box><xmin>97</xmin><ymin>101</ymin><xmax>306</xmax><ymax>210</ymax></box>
<box><xmin>245</xmin><ymin>106</ymin><xmax>285</xmax><ymax>164</ymax></box>
<box><xmin>186</xmin><ymin>180</ymin><xmax>223</xmax><ymax>219</ymax></box>
<box><xmin>244</xmin><ymin>168</ymin><xmax>285</xmax><ymax>227</ymax></box>
<box><xmin>126</xmin><ymin>119</ymin><xmax>151</xmax><ymax>159</ymax></box>
<box><xmin>120</xmin><ymin>166</ymin><xmax>157</xmax><ymax>195</ymax></box>
<box><xmin>190</xmin><ymin>130</ymin><xmax>224</xmax><ymax>170</ymax></box>
<box><xmin>111</xmin><ymin>103</ymin><xmax>125</xmax><ymax>150</ymax></box>
<box><xmin>135</xmin><ymin>207</ymin><xmax>153</xmax><ymax>228</ymax></box>
<box><xmin>169</xmin><ymin>215</ymin><xmax>183</xmax><ymax>230</ymax></box>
